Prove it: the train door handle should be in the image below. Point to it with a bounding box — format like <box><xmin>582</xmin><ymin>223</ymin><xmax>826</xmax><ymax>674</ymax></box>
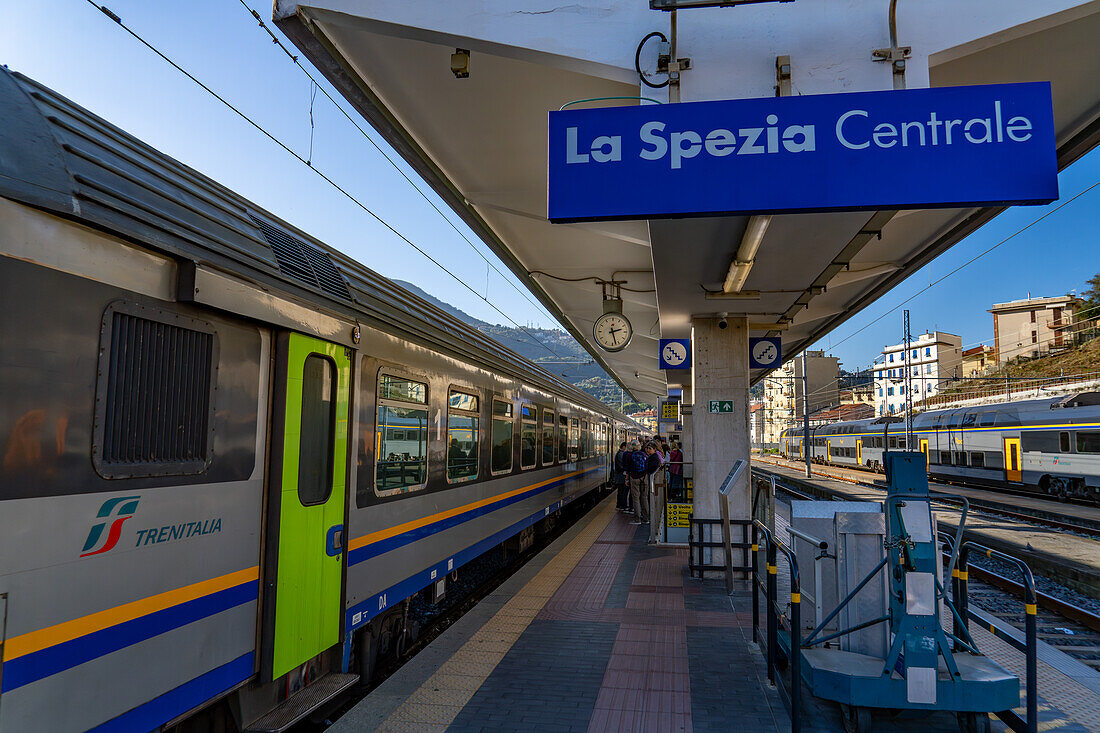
<box><xmin>326</xmin><ymin>524</ymin><xmax>344</xmax><ymax>557</ymax></box>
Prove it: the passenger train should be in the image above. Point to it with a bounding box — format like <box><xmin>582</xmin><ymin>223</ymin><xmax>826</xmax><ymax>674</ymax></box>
<box><xmin>0</xmin><ymin>69</ymin><xmax>640</xmax><ymax>732</ymax></box>
<box><xmin>780</xmin><ymin>393</ymin><xmax>1100</xmax><ymax>502</ymax></box>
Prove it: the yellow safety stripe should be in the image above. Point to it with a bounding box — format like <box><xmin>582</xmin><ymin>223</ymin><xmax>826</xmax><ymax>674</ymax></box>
<box><xmin>4</xmin><ymin>566</ymin><xmax>259</xmax><ymax>660</ymax></box>
<box><xmin>791</xmin><ymin>593</ymin><xmax>801</xmax><ymax>604</ymax></box>
<box><xmin>751</xmin><ymin>544</ymin><xmax>759</xmax><ymax>552</ymax></box>
<box><xmin>767</xmin><ymin>564</ymin><xmax>777</xmax><ymax>574</ymax></box>
<box><xmin>958</xmin><ymin>571</ymin><xmax>967</xmax><ymax>580</ymax></box>
<box><xmin>1025</xmin><ymin>603</ymin><xmax>1037</xmax><ymax>615</ymax></box>
<box><xmin>349</xmin><ymin>467</ymin><xmax>595</xmax><ymax>551</ymax></box>
<box><xmin>951</xmin><ymin>569</ymin><xmax>959</xmax><ymax>578</ymax></box>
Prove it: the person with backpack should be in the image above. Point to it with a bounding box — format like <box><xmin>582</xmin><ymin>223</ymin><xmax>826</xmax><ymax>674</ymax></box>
<box><xmin>625</xmin><ymin>441</ymin><xmax>649</xmax><ymax>525</ymax></box>
<box><xmin>613</xmin><ymin>441</ymin><xmax>630</xmax><ymax>512</ymax></box>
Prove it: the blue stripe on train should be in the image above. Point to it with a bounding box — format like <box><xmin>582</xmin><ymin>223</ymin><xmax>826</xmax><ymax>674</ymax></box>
<box><xmin>0</xmin><ymin>581</ymin><xmax>257</xmax><ymax>692</ymax></box>
<box><xmin>343</xmin><ymin>472</ymin><xmax>600</xmax><ymax>637</ymax></box>
<box><xmin>88</xmin><ymin>652</ymin><xmax>254</xmax><ymax>732</ymax></box>
<box><xmin>348</xmin><ymin>466</ymin><xmax>601</xmax><ymax>567</ymax></box>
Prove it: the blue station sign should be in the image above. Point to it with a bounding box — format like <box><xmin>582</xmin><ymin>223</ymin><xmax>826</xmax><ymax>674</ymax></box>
<box><xmin>548</xmin><ymin>82</ymin><xmax>1057</xmax><ymax>222</ymax></box>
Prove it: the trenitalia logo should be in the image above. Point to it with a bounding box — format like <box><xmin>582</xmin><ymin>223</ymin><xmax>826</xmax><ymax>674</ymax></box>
<box><xmin>80</xmin><ymin>496</ymin><xmax>140</xmax><ymax>557</ymax></box>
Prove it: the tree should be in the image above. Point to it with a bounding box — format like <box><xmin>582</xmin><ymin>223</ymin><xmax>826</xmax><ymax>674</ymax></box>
<box><xmin>1083</xmin><ymin>273</ymin><xmax>1100</xmax><ymax>308</ymax></box>
<box><xmin>1082</xmin><ymin>273</ymin><xmax>1100</xmax><ymax>324</ymax></box>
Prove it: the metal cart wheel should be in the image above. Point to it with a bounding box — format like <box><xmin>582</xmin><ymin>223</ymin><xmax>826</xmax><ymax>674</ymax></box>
<box><xmin>956</xmin><ymin>712</ymin><xmax>992</xmax><ymax>733</ymax></box>
<box><xmin>840</xmin><ymin>704</ymin><xmax>873</xmax><ymax>733</ymax></box>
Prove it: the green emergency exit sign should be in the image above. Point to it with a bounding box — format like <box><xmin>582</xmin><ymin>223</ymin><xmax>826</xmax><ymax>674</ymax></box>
<box><xmin>708</xmin><ymin>400</ymin><xmax>734</xmax><ymax>413</ymax></box>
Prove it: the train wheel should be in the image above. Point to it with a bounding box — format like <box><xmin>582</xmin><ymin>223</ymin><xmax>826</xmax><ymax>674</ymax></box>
<box><xmin>1050</xmin><ymin>478</ymin><xmax>1069</xmax><ymax>502</ymax></box>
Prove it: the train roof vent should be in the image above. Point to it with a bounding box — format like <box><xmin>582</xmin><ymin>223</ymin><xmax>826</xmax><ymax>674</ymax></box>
<box><xmin>249</xmin><ymin>214</ymin><xmax>352</xmax><ymax>301</ymax></box>
<box><xmin>1054</xmin><ymin>392</ymin><xmax>1100</xmax><ymax>408</ymax></box>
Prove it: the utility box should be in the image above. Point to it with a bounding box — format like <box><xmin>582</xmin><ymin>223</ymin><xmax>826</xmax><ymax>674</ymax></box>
<box><xmin>790</xmin><ymin>501</ymin><xmax>881</xmax><ymax>639</ymax></box>
<box><xmin>835</xmin><ymin>511</ymin><xmax>888</xmax><ymax>658</ymax></box>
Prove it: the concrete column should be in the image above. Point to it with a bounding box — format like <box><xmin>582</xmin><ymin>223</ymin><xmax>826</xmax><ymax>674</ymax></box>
<box><xmin>690</xmin><ymin>315</ymin><xmax>751</xmax><ymax>571</ymax></box>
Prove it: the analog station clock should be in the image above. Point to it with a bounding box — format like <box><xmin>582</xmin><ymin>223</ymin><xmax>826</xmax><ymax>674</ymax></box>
<box><xmin>592</xmin><ymin>312</ymin><xmax>633</xmax><ymax>352</ymax></box>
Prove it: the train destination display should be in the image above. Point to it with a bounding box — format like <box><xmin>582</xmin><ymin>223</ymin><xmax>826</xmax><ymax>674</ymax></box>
<box><xmin>548</xmin><ymin>82</ymin><xmax>1057</xmax><ymax>222</ymax></box>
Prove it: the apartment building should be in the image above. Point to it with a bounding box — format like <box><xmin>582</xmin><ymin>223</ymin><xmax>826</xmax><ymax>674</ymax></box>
<box><xmin>961</xmin><ymin>345</ymin><xmax>996</xmax><ymax>377</ymax></box>
<box><xmin>873</xmin><ymin>332</ymin><xmax>962</xmax><ymax>416</ymax></box>
<box><xmin>989</xmin><ymin>295</ymin><xmax>1084</xmax><ymax>363</ymax></box>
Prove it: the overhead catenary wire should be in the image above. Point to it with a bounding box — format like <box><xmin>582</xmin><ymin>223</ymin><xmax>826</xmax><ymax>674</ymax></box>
<box><xmin>825</xmin><ymin>179</ymin><xmax>1100</xmax><ymax>353</ymax></box>
<box><xmin>85</xmin><ymin>0</ymin><xmax>567</xmax><ymax>361</ymax></box>
<box><xmin>233</xmin><ymin>0</ymin><xmax>558</xmax><ymax>325</ymax></box>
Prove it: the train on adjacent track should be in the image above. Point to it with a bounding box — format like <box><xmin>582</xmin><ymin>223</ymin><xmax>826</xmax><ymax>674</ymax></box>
<box><xmin>780</xmin><ymin>392</ymin><xmax>1100</xmax><ymax>502</ymax></box>
<box><xmin>0</xmin><ymin>70</ymin><xmax>641</xmax><ymax>732</ymax></box>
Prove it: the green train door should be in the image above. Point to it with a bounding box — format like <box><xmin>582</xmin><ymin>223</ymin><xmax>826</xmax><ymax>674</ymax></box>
<box><xmin>263</xmin><ymin>332</ymin><xmax>351</xmax><ymax>680</ymax></box>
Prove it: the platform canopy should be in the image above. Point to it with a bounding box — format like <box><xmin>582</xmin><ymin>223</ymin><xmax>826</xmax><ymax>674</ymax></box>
<box><xmin>274</xmin><ymin>0</ymin><xmax>1100</xmax><ymax>404</ymax></box>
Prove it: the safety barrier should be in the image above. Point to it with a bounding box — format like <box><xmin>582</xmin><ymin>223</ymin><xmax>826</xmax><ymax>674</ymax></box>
<box><xmin>751</xmin><ymin>519</ymin><xmax>804</xmax><ymax>733</ymax></box>
<box><xmin>942</xmin><ymin>534</ymin><xmax>1039</xmax><ymax>733</ymax></box>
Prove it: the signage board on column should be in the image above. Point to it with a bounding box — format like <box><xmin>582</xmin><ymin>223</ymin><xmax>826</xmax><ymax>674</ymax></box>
<box><xmin>659</xmin><ymin>339</ymin><xmax>691</xmax><ymax>370</ymax></box>
<box><xmin>708</xmin><ymin>400</ymin><xmax>734</xmax><ymax>413</ymax></box>
<box><xmin>749</xmin><ymin>337</ymin><xmax>782</xmax><ymax>369</ymax></box>
<box><xmin>548</xmin><ymin>82</ymin><xmax>1057</xmax><ymax>222</ymax></box>
<box><xmin>661</xmin><ymin>400</ymin><xmax>679</xmax><ymax>421</ymax></box>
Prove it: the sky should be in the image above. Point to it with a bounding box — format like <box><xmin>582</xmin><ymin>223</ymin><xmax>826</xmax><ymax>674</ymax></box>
<box><xmin>2</xmin><ymin>0</ymin><xmax>1096</xmax><ymax>377</ymax></box>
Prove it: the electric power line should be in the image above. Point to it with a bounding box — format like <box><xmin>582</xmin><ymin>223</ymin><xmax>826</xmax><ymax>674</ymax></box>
<box><xmin>233</xmin><ymin>1</ymin><xmax>557</xmax><ymax>322</ymax></box>
<box><xmin>825</xmin><ymin>180</ymin><xmax>1100</xmax><ymax>352</ymax></box>
<box><xmin>84</xmin><ymin>1</ymin><xmax>568</xmax><ymax>361</ymax></box>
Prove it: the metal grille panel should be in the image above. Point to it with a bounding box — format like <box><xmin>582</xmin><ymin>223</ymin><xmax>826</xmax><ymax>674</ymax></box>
<box><xmin>100</xmin><ymin>311</ymin><xmax>214</xmax><ymax>472</ymax></box>
<box><xmin>250</xmin><ymin>215</ymin><xmax>352</xmax><ymax>300</ymax></box>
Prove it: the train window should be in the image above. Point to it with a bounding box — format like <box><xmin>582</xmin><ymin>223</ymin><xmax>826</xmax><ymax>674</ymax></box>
<box><xmin>961</xmin><ymin>413</ymin><xmax>976</xmax><ymax>427</ymax></box>
<box><xmin>491</xmin><ymin>399</ymin><xmax>513</xmax><ymax>474</ymax></box>
<box><xmin>376</xmin><ymin>374</ymin><xmax>429</xmax><ymax>496</ymax></box>
<box><xmin>1076</xmin><ymin>431</ymin><xmax>1100</xmax><ymax>454</ymax></box>
<box><xmin>541</xmin><ymin>409</ymin><xmax>555</xmax><ymax>465</ymax></box>
<box><xmin>970</xmin><ymin>452</ymin><xmax>985</xmax><ymax>468</ymax></box>
<box><xmin>520</xmin><ymin>403</ymin><xmax>537</xmax><ymax>469</ymax></box>
<box><xmin>298</xmin><ymin>355</ymin><xmax>336</xmax><ymax>506</ymax></box>
<box><xmin>558</xmin><ymin>415</ymin><xmax>569</xmax><ymax>462</ymax></box>
<box><xmin>932</xmin><ymin>416</ymin><xmax>944</xmax><ymax>429</ymax></box>
<box><xmin>947</xmin><ymin>414</ymin><xmax>962</xmax><ymax>428</ymax></box>
<box><xmin>380</xmin><ymin>374</ymin><xmax>426</xmax><ymax>404</ymax></box>
<box><xmin>570</xmin><ymin>418</ymin><xmax>580</xmax><ymax>461</ymax></box>
<box><xmin>985</xmin><ymin>451</ymin><xmax>1004</xmax><ymax>469</ymax></box>
<box><xmin>1060</xmin><ymin>432</ymin><xmax>1071</xmax><ymax>453</ymax></box>
<box><xmin>94</xmin><ymin>306</ymin><xmax>218</xmax><ymax>478</ymax></box>
<box><xmin>940</xmin><ymin>451</ymin><xmax>952</xmax><ymax>465</ymax></box>
<box><xmin>447</xmin><ymin>390</ymin><xmax>479</xmax><ymax>482</ymax></box>
<box><xmin>954</xmin><ymin>452</ymin><xmax>968</xmax><ymax>467</ymax></box>
<box><xmin>979</xmin><ymin>412</ymin><xmax>996</xmax><ymax>427</ymax></box>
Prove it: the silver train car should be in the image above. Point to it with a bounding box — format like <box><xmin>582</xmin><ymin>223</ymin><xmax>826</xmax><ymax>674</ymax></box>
<box><xmin>0</xmin><ymin>69</ymin><xmax>640</xmax><ymax>732</ymax></box>
<box><xmin>780</xmin><ymin>393</ymin><xmax>1100</xmax><ymax>502</ymax></box>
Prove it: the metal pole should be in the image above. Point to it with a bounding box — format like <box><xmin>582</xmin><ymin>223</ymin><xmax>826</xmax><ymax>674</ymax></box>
<box><xmin>802</xmin><ymin>351</ymin><xmax>811</xmax><ymax>478</ymax></box>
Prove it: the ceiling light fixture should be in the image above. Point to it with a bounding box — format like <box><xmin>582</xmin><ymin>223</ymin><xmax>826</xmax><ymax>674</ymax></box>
<box><xmin>723</xmin><ymin>215</ymin><xmax>771</xmax><ymax>293</ymax></box>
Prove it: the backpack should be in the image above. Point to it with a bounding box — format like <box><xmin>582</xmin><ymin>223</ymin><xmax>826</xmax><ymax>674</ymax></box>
<box><xmin>627</xmin><ymin>450</ymin><xmax>648</xmax><ymax>477</ymax></box>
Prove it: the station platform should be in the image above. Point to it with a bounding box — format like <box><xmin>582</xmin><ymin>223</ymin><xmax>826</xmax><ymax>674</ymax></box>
<box><xmin>327</xmin><ymin>494</ymin><xmax>1096</xmax><ymax>732</ymax></box>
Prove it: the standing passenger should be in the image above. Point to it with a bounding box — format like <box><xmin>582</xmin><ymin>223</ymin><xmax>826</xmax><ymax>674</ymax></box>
<box><xmin>626</xmin><ymin>441</ymin><xmax>648</xmax><ymax>525</ymax></box>
<box><xmin>614</xmin><ymin>441</ymin><xmax>629</xmax><ymax>511</ymax></box>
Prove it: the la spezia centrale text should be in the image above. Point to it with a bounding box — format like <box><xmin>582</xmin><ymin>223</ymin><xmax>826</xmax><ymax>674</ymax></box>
<box><xmin>564</xmin><ymin>101</ymin><xmax>1033</xmax><ymax>170</ymax></box>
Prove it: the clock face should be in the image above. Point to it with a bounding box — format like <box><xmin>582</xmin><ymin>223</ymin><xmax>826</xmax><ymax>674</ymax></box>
<box><xmin>752</xmin><ymin>340</ymin><xmax>779</xmax><ymax>367</ymax></box>
<box><xmin>593</xmin><ymin>312</ymin><xmax>632</xmax><ymax>352</ymax></box>
<box><xmin>662</xmin><ymin>341</ymin><xmax>688</xmax><ymax>367</ymax></box>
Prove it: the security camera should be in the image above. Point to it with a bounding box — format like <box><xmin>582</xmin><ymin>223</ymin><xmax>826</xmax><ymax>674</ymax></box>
<box><xmin>718</xmin><ymin>312</ymin><xmax>728</xmax><ymax>330</ymax></box>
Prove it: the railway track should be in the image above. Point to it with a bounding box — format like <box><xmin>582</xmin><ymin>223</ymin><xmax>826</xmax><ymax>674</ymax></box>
<box><xmin>758</xmin><ymin>466</ymin><xmax>1100</xmax><ymax>677</ymax></box>
<box><xmin>755</xmin><ymin>454</ymin><xmax>1100</xmax><ymax>537</ymax></box>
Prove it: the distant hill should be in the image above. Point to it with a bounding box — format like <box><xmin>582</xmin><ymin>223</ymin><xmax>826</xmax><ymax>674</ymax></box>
<box><xmin>393</xmin><ymin>280</ymin><xmax>650</xmax><ymax>412</ymax></box>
